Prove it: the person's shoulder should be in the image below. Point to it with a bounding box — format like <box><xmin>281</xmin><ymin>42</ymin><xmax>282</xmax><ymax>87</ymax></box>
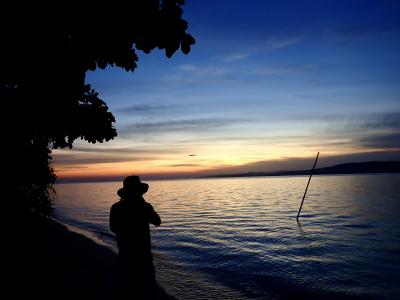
<box><xmin>144</xmin><ymin>202</ymin><xmax>154</xmax><ymax>210</ymax></box>
<box><xmin>111</xmin><ymin>200</ymin><xmax>123</xmax><ymax>210</ymax></box>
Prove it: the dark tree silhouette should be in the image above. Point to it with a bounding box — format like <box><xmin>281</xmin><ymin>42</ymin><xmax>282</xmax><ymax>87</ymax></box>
<box><xmin>2</xmin><ymin>1</ymin><xmax>195</xmax><ymax>216</ymax></box>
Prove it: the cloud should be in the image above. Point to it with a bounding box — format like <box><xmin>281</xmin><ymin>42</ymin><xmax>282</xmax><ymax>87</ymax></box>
<box><xmin>221</xmin><ymin>52</ymin><xmax>250</xmax><ymax>62</ymax></box>
<box><xmin>53</xmin><ymin>153</ymin><xmax>151</xmax><ymax>165</ymax></box>
<box><xmin>178</xmin><ymin>64</ymin><xmax>231</xmax><ymax>78</ymax></box>
<box><xmin>52</xmin><ymin>146</ymin><xmax>190</xmax><ymax>166</ymax></box>
<box><xmin>264</xmin><ymin>36</ymin><xmax>303</xmax><ymax>50</ymax></box>
<box><xmin>290</xmin><ymin>111</ymin><xmax>400</xmax><ymax>130</ymax></box>
<box><xmin>329</xmin><ymin>26</ymin><xmax>400</xmax><ymax>44</ymax></box>
<box><xmin>169</xmin><ymin>163</ymin><xmax>200</xmax><ymax>167</ymax></box>
<box><xmin>362</xmin><ymin>112</ymin><xmax>400</xmax><ymax>129</ymax></box>
<box><xmin>344</xmin><ymin>112</ymin><xmax>400</xmax><ymax>149</ymax></box>
<box><xmin>254</xmin><ymin>64</ymin><xmax>318</xmax><ymax>76</ymax></box>
<box><xmin>115</xmin><ymin>104</ymin><xmax>174</xmax><ymax>115</ymax></box>
<box><xmin>286</xmin><ymin>111</ymin><xmax>400</xmax><ymax>151</ymax></box>
<box><xmin>69</xmin><ymin>145</ymin><xmax>183</xmax><ymax>155</ymax></box>
<box><xmin>119</xmin><ymin>118</ymin><xmax>242</xmax><ymax>135</ymax></box>
<box><xmin>359</xmin><ymin>133</ymin><xmax>400</xmax><ymax>149</ymax></box>
<box><xmin>161</xmin><ymin>64</ymin><xmax>234</xmax><ymax>84</ymax></box>
<box><xmin>56</xmin><ymin>166</ymin><xmax>88</xmax><ymax>172</ymax></box>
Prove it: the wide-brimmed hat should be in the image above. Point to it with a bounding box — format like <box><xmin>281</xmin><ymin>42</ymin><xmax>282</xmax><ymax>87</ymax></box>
<box><xmin>117</xmin><ymin>175</ymin><xmax>148</xmax><ymax>198</ymax></box>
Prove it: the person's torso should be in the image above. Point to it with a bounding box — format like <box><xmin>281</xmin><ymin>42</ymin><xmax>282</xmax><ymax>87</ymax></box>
<box><xmin>112</xmin><ymin>199</ymin><xmax>153</xmax><ymax>259</ymax></box>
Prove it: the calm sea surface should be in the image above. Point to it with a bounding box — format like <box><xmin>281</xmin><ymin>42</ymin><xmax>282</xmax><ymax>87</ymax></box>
<box><xmin>55</xmin><ymin>174</ymin><xmax>400</xmax><ymax>299</ymax></box>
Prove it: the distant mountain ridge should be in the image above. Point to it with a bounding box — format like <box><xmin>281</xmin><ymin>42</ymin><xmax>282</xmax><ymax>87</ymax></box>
<box><xmin>208</xmin><ymin>161</ymin><xmax>400</xmax><ymax>178</ymax></box>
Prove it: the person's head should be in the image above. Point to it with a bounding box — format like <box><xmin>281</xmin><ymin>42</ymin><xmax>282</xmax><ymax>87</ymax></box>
<box><xmin>117</xmin><ymin>175</ymin><xmax>149</xmax><ymax>199</ymax></box>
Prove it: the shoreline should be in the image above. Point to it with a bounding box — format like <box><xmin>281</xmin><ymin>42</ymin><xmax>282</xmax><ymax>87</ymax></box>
<box><xmin>21</xmin><ymin>215</ymin><xmax>176</xmax><ymax>300</ymax></box>
<box><xmin>51</xmin><ymin>218</ymin><xmax>248</xmax><ymax>299</ymax></box>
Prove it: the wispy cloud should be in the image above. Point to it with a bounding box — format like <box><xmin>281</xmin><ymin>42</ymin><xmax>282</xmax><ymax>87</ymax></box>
<box><xmin>221</xmin><ymin>52</ymin><xmax>250</xmax><ymax>62</ymax></box>
<box><xmin>52</xmin><ymin>146</ymin><xmax>190</xmax><ymax>166</ymax></box>
<box><xmin>169</xmin><ymin>163</ymin><xmax>200</xmax><ymax>167</ymax></box>
<box><xmin>56</xmin><ymin>166</ymin><xmax>88</xmax><ymax>172</ymax></box>
<box><xmin>69</xmin><ymin>145</ymin><xmax>183</xmax><ymax>155</ymax></box>
<box><xmin>178</xmin><ymin>64</ymin><xmax>231</xmax><ymax>77</ymax></box>
<box><xmin>115</xmin><ymin>104</ymin><xmax>174</xmax><ymax>115</ymax></box>
<box><xmin>254</xmin><ymin>64</ymin><xmax>318</xmax><ymax>76</ymax></box>
<box><xmin>264</xmin><ymin>36</ymin><xmax>304</xmax><ymax>50</ymax></box>
<box><xmin>328</xmin><ymin>26</ymin><xmax>400</xmax><ymax>44</ymax></box>
<box><xmin>359</xmin><ymin>133</ymin><xmax>400</xmax><ymax>149</ymax></box>
<box><xmin>362</xmin><ymin>112</ymin><xmax>400</xmax><ymax>129</ymax></box>
<box><xmin>306</xmin><ymin>111</ymin><xmax>400</xmax><ymax>151</ymax></box>
<box><xmin>53</xmin><ymin>153</ymin><xmax>151</xmax><ymax>165</ymax></box>
<box><xmin>120</xmin><ymin>118</ymin><xmax>242</xmax><ymax>135</ymax></box>
<box><xmin>161</xmin><ymin>64</ymin><xmax>233</xmax><ymax>84</ymax></box>
<box><xmin>352</xmin><ymin>112</ymin><xmax>400</xmax><ymax>149</ymax></box>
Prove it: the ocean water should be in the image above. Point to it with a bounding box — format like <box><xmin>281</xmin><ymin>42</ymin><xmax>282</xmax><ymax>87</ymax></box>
<box><xmin>55</xmin><ymin>174</ymin><xmax>400</xmax><ymax>299</ymax></box>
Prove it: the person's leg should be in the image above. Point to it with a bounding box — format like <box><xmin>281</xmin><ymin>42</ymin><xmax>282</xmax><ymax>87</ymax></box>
<box><xmin>117</xmin><ymin>253</ymin><xmax>135</xmax><ymax>299</ymax></box>
<box><xmin>135</xmin><ymin>261</ymin><xmax>156</xmax><ymax>299</ymax></box>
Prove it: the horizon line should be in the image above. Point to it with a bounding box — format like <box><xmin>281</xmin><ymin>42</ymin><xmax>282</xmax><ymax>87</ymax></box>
<box><xmin>56</xmin><ymin>160</ymin><xmax>400</xmax><ymax>184</ymax></box>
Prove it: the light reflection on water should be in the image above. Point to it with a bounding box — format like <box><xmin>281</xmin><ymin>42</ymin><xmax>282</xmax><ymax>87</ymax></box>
<box><xmin>55</xmin><ymin>174</ymin><xmax>400</xmax><ymax>299</ymax></box>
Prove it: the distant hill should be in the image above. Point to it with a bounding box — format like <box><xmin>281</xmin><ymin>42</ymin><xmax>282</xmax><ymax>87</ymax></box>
<box><xmin>208</xmin><ymin>161</ymin><xmax>400</xmax><ymax>178</ymax></box>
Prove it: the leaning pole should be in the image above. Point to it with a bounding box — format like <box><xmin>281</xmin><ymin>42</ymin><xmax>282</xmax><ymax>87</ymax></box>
<box><xmin>296</xmin><ymin>152</ymin><xmax>320</xmax><ymax>221</ymax></box>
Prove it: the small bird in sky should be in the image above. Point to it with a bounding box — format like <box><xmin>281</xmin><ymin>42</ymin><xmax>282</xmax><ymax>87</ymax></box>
<box><xmin>189</xmin><ymin>154</ymin><xmax>196</xmax><ymax>157</ymax></box>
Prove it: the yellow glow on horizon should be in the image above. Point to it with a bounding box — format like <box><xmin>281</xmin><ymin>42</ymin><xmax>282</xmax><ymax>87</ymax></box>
<box><xmin>53</xmin><ymin>138</ymin><xmax>374</xmax><ymax>179</ymax></box>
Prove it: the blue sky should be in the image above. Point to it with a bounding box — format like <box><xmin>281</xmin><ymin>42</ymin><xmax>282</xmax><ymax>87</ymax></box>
<box><xmin>53</xmin><ymin>0</ymin><xmax>400</xmax><ymax>180</ymax></box>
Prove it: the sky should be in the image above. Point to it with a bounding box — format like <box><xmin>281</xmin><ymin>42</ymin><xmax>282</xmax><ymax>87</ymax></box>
<box><xmin>53</xmin><ymin>0</ymin><xmax>400</xmax><ymax>181</ymax></box>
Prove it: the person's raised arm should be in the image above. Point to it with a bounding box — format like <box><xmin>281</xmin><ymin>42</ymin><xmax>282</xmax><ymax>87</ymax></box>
<box><xmin>146</xmin><ymin>203</ymin><xmax>161</xmax><ymax>226</ymax></box>
<box><xmin>109</xmin><ymin>204</ymin><xmax>120</xmax><ymax>233</ymax></box>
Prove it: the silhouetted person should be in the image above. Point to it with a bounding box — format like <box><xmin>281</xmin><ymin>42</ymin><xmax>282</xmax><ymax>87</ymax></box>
<box><xmin>110</xmin><ymin>176</ymin><xmax>161</xmax><ymax>299</ymax></box>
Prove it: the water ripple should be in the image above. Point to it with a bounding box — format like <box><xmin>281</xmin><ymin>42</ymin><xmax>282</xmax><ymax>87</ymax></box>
<box><xmin>55</xmin><ymin>174</ymin><xmax>400</xmax><ymax>300</ymax></box>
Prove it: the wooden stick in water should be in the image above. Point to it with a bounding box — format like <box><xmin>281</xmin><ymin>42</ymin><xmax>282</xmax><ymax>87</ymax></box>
<box><xmin>296</xmin><ymin>152</ymin><xmax>319</xmax><ymax>221</ymax></box>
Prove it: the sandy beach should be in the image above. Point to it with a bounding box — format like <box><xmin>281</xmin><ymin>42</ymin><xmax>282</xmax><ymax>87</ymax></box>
<box><xmin>15</xmin><ymin>215</ymin><xmax>175</xmax><ymax>300</ymax></box>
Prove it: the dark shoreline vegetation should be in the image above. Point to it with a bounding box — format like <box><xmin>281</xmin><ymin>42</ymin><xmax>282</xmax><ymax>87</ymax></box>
<box><xmin>5</xmin><ymin>0</ymin><xmax>195</xmax><ymax>218</ymax></box>
<box><xmin>207</xmin><ymin>161</ymin><xmax>400</xmax><ymax>179</ymax></box>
